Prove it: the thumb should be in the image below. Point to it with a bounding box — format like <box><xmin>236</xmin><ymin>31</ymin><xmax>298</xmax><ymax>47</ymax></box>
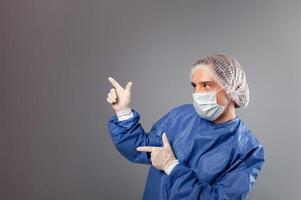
<box><xmin>125</xmin><ymin>81</ymin><xmax>133</xmax><ymax>93</ymax></box>
<box><xmin>162</xmin><ymin>133</ymin><xmax>171</xmax><ymax>149</ymax></box>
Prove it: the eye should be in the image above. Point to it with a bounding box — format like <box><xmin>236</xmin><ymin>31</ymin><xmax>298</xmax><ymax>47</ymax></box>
<box><xmin>201</xmin><ymin>83</ymin><xmax>207</xmax><ymax>88</ymax></box>
<box><xmin>202</xmin><ymin>82</ymin><xmax>212</xmax><ymax>90</ymax></box>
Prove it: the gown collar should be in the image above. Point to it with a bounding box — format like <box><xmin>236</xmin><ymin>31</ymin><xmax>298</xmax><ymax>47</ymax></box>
<box><xmin>204</xmin><ymin>115</ymin><xmax>240</xmax><ymax>128</ymax></box>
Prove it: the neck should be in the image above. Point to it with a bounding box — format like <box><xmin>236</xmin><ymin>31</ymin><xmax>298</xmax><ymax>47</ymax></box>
<box><xmin>213</xmin><ymin>103</ymin><xmax>236</xmax><ymax>124</ymax></box>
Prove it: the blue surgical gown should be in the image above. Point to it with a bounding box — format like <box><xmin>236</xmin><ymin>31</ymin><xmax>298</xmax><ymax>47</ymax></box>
<box><xmin>107</xmin><ymin>104</ymin><xmax>265</xmax><ymax>200</ymax></box>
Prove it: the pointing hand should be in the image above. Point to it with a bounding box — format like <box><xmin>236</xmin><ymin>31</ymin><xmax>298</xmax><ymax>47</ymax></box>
<box><xmin>137</xmin><ymin>133</ymin><xmax>178</xmax><ymax>172</ymax></box>
<box><xmin>107</xmin><ymin>77</ymin><xmax>133</xmax><ymax>112</ymax></box>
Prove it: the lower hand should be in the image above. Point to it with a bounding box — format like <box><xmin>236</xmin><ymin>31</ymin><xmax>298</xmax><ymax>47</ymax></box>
<box><xmin>136</xmin><ymin>133</ymin><xmax>178</xmax><ymax>172</ymax></box>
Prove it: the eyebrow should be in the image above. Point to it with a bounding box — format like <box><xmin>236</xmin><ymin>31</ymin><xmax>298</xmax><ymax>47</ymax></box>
<box><xmin>191</xmin><ymin>81</ymin><xmax>214</xmax><ymax>86</ymax></box>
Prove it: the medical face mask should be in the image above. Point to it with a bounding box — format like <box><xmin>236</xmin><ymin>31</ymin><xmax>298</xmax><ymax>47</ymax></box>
<box><xmin>192</xmin><ymin>87</ymin><xmax>231</xmax><ymax>121</ymax></box>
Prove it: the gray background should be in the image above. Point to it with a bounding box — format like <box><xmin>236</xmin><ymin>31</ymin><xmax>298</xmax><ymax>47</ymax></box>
<box><xmin>1</xmin><ymin>0</ymin><xmax>300</xmax><ymax>199</ymax></box>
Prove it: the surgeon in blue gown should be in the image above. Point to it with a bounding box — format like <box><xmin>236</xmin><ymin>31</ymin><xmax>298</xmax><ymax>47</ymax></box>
<box><xmin>106</xmin><ymin>53</ymin><xmax>265</xmax><ymax>200</ymax></box>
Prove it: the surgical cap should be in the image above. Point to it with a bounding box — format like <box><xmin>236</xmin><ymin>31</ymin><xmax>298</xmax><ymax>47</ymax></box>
<box><xmin>190</xmin><ymin>53</ymin><xmax>249</xmax><ymax>108</ymax></box>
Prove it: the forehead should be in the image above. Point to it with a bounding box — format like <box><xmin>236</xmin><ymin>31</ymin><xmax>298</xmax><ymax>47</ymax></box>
<box><xmin>191</xmin><ymin>65</ymin><xmax>217</xmax><ymax>83</ymax></box>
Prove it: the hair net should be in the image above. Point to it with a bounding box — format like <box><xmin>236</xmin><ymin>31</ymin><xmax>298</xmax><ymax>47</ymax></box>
<box><xmin>190</xmin><ymin>53</ymin><xmax>249</xmax><ymax>108</ymax></box>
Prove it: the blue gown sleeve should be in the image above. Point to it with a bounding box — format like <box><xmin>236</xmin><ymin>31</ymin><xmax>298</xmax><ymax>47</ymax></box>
<box><xmin>107</xmin><ymin>108</ymin><xmax>173</xmax><ymax>164</ymax></box>
<box><xmin>166</xmin><ymin>143</ymin><xmax>265</xmax><ymax>200</ymax></box>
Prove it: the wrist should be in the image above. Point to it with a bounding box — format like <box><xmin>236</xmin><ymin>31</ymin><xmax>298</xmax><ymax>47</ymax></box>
<box><xmin>116</xmin><ymin>107</ymin><xmax>133</xmax><ymax>121</ymax></box>
<box><xmin>164</xmin><ymin>159</ymin><xmax>179</xmax><ymax>175</ymax></box>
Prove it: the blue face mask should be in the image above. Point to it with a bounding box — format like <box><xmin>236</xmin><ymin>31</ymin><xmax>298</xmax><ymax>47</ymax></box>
<box><xmin>192</xmin><ymin>87</ymin><xmax>231</xmax><ymax>121</ymax></box>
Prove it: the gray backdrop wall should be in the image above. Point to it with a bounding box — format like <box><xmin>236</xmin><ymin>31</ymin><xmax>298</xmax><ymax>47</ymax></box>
<box><xmin>1</xmin><ymin>0</ymin><xmax>300</xmax><ymax>199</ymax></box>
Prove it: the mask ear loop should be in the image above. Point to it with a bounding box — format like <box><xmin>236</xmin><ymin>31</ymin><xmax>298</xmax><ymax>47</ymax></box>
<box><xmin>223</xmin><ymin>96</ymin><xmax>232</xmax><ymax>108</ymax></box>
<box><xmin>223</xmin><ymin>88</ymin><xmax>238</xmax><ymax>107</ymax></box>
<box><xmin>214</xmin><ymin>87</ymin><xmax>224</xmax><ymax>94</ymax></box>
<box><xmin>215</xmin><ymin>86</ymin><xmax>233</xmax><ymax>107</ymax></box>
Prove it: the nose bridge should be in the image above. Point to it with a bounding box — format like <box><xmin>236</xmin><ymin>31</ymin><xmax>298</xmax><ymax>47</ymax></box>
<box><xmin>195</xmin><ymin>85</ymin><xmax>202</xmax><ymax>93</ymax></box>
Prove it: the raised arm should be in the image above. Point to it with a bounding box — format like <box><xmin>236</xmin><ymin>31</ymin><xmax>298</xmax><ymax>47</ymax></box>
<box><xmin>106</xmin><ymin>76</ymin><xmax>174</xmax><ymax>164</ymax></box>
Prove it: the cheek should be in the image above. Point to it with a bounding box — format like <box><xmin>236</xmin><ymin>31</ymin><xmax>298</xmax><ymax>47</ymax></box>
<box><xmin>216</xmin><ymin>93</ymin><xmax>228</xmax><ymax>105</ymax></box>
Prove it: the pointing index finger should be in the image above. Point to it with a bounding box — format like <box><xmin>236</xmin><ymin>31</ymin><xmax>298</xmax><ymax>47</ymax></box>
<box><xmin>108</xmin><ymin>77</ymin><xmax>123</xmax><ymax>90</ymax></box>
<box><xmin>136</xmin><ymin>146</ymin><xmax>153</xmax><ymax>152</ymax></box>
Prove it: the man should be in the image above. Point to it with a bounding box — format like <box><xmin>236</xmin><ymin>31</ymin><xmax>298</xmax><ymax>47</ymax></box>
<box><xmin>106</xmin><ymin>53</ymin><xmax>265</xmax><ymax>199</ymax></box>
